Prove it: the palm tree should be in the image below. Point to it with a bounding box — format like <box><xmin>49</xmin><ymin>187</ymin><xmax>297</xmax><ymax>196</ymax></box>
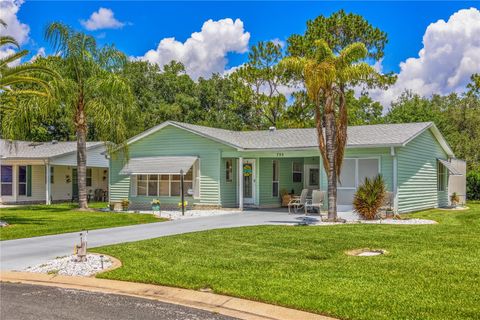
<box><xmin>0</xmin><ymin>19</ymin><xmax>57</xmax><ymax>99</ymax></box>
<box><xmin>39</xmin><ymin>23</ymin><xmax>133</xmax><ymax>209</ymax></box>
<box><xmin>282</xmin><ymin>40</ymin><xmax>381</xmax><ymax>220</ymax></box>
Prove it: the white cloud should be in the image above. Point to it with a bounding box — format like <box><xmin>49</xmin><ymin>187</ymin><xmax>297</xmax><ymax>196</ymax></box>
<box><xmin>0</xmin><ymin>0</ymin><xmax>29</xmax><ymax>45</ymax></box>
<box><xmin>140</xmin><ymin>18</ymin><xmax>250</xmax><ymax>79</ymax></box>
<box><xmin>371</xmin><ymin>8</ymin><xmax>480</xmax><ymax>107</ymax></box>
<box><xmin>270</xmin><ymin>38</ymin><xmax>285</xmax><ymax>48</ymax></box>
<box><xmin>80</xmin><ymin>8</ymin><xmax>125</xmax><ymax>31</ymax></box>
<box><xmin>0</xmin><ymin>0</ymin><xmax>30</xmax><ymax>66</ymax></box>
<box><xmin>29</xmin><ymin>47</ymin><xmax>46</xmax><ymax>62</ymax></box>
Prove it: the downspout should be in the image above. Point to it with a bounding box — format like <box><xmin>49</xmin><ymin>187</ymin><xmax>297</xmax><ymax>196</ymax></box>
<box><xmin>45</xmin><ymin>159</ymin><xmax>51</xmax><ymax>205</ymax></box>
<box><xmin>391</xmin><ymin>147</ymin><xmax>398</xmax><ymax>213</ymax></box>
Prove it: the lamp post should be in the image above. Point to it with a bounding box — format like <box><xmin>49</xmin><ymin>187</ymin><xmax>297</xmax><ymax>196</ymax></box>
<box><xmin>180</xmin><ymin>169</ymin><xmax>185</xmax><ymax>216</ymax></box>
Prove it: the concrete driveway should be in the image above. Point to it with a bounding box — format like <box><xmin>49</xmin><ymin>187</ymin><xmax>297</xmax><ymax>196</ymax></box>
<box><xmin>1</xmin><ymin>210</ymin><xmax>311</xmax><ymax>271</ymax></box>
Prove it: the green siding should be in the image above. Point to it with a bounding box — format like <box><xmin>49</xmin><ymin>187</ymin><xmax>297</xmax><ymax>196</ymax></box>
<box><xmin>258</xmin><ymin>158</ymin><xmax>305</xmax><ymax>207</ymax></box>
<box><xmin>220</xmin><ymin>158</ymin><xmax>237</xmax><ymax>207</ymax></box>
<box><xmin>109</xmin><ymin>125</ymin><xmax>234</xmax><ymax>209</ymax></box>
<box><xmin>397</xmin><ymin>129</ymin><xmax>448</xmax><ymax>213</ymax></box>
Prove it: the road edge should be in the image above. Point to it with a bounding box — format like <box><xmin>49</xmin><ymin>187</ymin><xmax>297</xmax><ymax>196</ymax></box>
<box><xmin>0</xmin><ymin>271</ymin><xmax>336</xmax><ymax>320</ymax></box>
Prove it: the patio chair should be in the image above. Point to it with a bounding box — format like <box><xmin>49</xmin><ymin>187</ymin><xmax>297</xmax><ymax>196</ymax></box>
<box><xmin>305</xmin><ymin>190</ymin><xmax>326</xmax><ymax>215</ymax></box>
<box><xmin>288</xmin><ymin>189</ymin><xmax>309</xmax><ymax>214</ymax></box>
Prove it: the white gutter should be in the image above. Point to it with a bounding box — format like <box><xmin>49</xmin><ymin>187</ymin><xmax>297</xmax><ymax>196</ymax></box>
<box><xmin>391</xmin><ymin>147</ymin><xmax>398</xmax><ymax>213</ymax></box>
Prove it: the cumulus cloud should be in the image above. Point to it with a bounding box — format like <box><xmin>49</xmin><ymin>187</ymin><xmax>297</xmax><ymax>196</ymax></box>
<box><xmin>139</xmin><ymin>18</ymin><xmax>250</xmax><ymax>79</ymax></box>
<box><xmin>80</xmin><ymin>8</ymin><xmax>126</xmax><ymax>31</ymax></box>
<box><xmin>0</xmin><ymin>0</ymin><xmax>30</xmax><ymax>66</ymax></box>
<box><xmin>371</xmin><ymin>8</ymin><xmax>480</xmax><ymax>107</ymax></box>
<box><xmin>29</xmin><ymin>47</ymin><xmax>46</xmax><ymax>62</ymax></box>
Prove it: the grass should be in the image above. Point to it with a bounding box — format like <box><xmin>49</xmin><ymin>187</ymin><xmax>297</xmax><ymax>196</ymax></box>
<box><xmin>92</xmin><ymin>203</ymin><xmax>480</xmax><ymax>320</ymax></box>
<box><xmin>0</xmin><ymin>202</ymin><xmax>164</xmax><ymax>240</ymax></box>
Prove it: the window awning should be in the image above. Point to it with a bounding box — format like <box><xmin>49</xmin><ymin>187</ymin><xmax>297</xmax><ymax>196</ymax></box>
<box><xmin>119</xmin><ymin>156</ymin><xmax>197</xmax><ymax>175</ymax></box>
<box><xmin>438</xmin><ymin>159</ymin><xmax>462</xmax><ymax>176</ymax></box>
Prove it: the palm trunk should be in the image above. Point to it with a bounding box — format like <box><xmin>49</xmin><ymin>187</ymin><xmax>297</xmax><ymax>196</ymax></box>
<box><xmin>76</xmin><ymin>95</ymin><xmax>88</xmax><ymax>210</ymax></box>
<box><xmin>325</xmin><ymin>109</ymin><xmax>337</xmax><ymax>220</ymax></box>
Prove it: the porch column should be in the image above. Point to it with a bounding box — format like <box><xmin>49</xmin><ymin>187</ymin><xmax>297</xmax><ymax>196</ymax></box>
<box><xmin>45</xmin><ymin>162</ymin><xmax>51</xmax><ymax>205</ymax></box>
<box><xmin>238</xmin><ymin>157</ymin><xmax>243</xmax><ymax>211</ymax></box>
<box><xmin>391</xmin><ymin>147</ymin><xmax>398</xmax><ymax>213</ymax></box>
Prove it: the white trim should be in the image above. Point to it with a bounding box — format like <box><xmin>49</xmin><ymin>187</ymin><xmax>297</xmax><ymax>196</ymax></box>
<box><xmin>45</xmin><ymin>162</ymin><xmax>51</xmax><ymax>205</ymax></box>
<box><xmin>242</xmin><ymin>159</ymin><xmax>256</xmax><ymax>205</ymax></box>
<box><xmin>272</xmin><ymin>160</ymin><xmax>280</xmax><ymax>197</ymax></box>
<box><xmin>391</xmin><ymin>147</ymin><xmax>398</xmax><ymax>213</ymax></box>
<box><xmin>337</xmin><ymin>157</ymin><xmax>381</xmax><ymax>190</ymax></box>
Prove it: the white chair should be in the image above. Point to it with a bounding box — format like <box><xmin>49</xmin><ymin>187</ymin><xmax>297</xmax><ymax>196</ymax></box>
<box><xmin>305</xmin><ymin>190</ymin><xmax>325</xmax><ymax>215</ymax></box>
<box><xmin>288</xmin><ymin>189</ymin><xmax>309</xmax><ymax>214</ymax></box>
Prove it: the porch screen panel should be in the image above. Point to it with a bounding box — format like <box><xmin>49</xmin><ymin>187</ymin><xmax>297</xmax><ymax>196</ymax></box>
<box><xmin>358</xmin><ymin>159</ymin><xmax>379</xmax><ymax>185</ymax></box>
<box><xmin>338</xmin><ymin>159</ymin><xmax>355</xmax><ymax>188</ymax></box>
<box><xmin>159</xmin><ymin>175</ymin><xmax>169</xmax><ymax>196</ymax></box>
<box><xmin>137</xmin><ymin>175</ymin><xmax>147</xmax><ymax>196</ymax></box>
<box><xmin>148</xmin><ymin>175</ymin><xmax>158</xmax><ymax>196</ymax></box>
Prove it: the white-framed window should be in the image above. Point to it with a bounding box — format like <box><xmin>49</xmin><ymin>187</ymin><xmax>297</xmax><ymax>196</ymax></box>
<box><xmin>272</xmin><ymin>160</ymin><xmax>279</xmax><ymax>197</ymax></box>
<box><xmin>437</xmin><ymin>161</ymin><xmax>446</xmax><ymax>192</ymax></box>
<box><xmin>292</xmin><ymin>162</ymin><xmax>302</xmax><ymax>183</ymax></box>
<box><xmin>225</xmin><ymin>159</ymin><xmax>233</xmax><ymax>182</ymax></box>
<box><xmin>1</xmin><ymin>165</ymin><xmax>13</xmax><ymax>196</ymax></box>
<box><xmin>338</xmin><ymin>158</ymin><xmax>380</xmax><ymax>189</ymax></box>
<box><xmin>18</xmin><ymin>165</ymin><xmax>27</xmax><ymax>196</ymax></box>
<box><xmin>136</xmin><ymin>168</ymin><xmax>194</xmax><ymax>197</ymax></box>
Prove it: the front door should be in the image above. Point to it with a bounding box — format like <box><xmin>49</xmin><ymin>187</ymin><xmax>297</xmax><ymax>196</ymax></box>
<box><xmin>243</xmin><ymin>159</ymin><xmax>256</xmax><ymax>204</ymax></box>
<box><xmin>304</xmin><ymin>165</ymin><xmax>320</xmax><ymax>189</ymax></box>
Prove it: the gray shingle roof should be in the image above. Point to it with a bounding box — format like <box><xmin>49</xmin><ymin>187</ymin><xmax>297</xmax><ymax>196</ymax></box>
<box><xmin>0</xmin><ymin>139</ymin><xmax>104</xmax><ymax>159</ymax></box>
<box><xmin>168</xmin><ymin>121</ymin><xmax>434</xmax><ymax>150</ymax></box>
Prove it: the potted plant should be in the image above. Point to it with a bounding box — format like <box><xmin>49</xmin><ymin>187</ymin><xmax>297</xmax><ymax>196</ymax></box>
<box><xmin>121</xmin><ymin>199</ymin><xmax>130</xmax><ymax>211</ymax></box>
<box><xmin>151</xmin><ymin>199</ymin><xmax>161</xmax><ymax>212</ymax></box>
<box><xmin>450</xmin><ymin>192</ymin><xmax>460</xmax><ymax>208</ymax></box>
<box><xmin>281</xmin><ymin>189</ymin><xmax>291</xmax><ymax>207</ymax></box>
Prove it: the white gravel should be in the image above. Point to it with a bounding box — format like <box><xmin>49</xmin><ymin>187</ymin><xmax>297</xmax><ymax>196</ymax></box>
<box><xmin>149</xmin><ymin>209</ymin><xmax>240</xmax><ymax>220</ymax></box>
<box><xmin>298</xmin><ymin>211</ymin><xmax>437</xmax><ymax>225</ymax></box>
<box><xmin>24</xmin><ymin>254</ymin><xmax>112</xmax><ymax>277</ymax></box>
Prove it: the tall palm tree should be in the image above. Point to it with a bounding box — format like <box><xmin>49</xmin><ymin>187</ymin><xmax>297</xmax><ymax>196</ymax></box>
<box><xmin>0</xmin><ymin>19</ymin><xmax>57</xmax><ymax>100</ymax></box>
<box><xmin>282</xmin><ymin>40</ymin><xmax>381</xmax><ymax>220</ymax></box>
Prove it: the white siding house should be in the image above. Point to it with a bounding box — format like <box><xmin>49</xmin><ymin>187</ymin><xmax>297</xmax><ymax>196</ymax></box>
<box><xmin>0</xmin><ymin>140</ymin><xmax>108</xmax><ymax>204</ymax></box>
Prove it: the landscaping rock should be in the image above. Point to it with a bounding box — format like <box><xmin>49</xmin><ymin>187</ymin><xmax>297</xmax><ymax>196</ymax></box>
<box><xmin>0</xmin><ymin>220</ymin><xmax>9</xmax><ymax>227</ymax></box>
<box><xmin>24</xmin><ymin>254</ymin><xmax>112</xmax><ymax>277</ymax></box>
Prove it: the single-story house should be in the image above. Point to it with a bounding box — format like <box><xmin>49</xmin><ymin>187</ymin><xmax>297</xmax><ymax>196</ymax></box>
<box><xmin>0</xmin><ymin>139</ymin><xmax>109</xmax><ymax>204</ymax></box>
<box><xmin>109</xmin><ymin>121</ymin><xmax>465</xmax><ymax>213</ymax></box>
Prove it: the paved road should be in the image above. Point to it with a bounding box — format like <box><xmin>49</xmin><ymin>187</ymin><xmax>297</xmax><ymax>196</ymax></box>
<box><xmin>1</xmin><ymin>210</ymin><xmax>309</xmax><ymax>270</ymax></box>
<box><xmin>0</xmin><ymin>282</ymin><xmax>237</xmax><ymax>320</ymax></box>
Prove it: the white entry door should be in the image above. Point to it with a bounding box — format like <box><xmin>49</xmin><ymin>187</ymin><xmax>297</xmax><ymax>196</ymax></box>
<box><xmin>243</xmin><ymin>159</ymin><xmax>256</xmax><ymax>204</ymax></box>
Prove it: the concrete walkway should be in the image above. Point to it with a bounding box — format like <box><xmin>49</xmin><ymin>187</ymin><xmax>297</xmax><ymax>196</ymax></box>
<box><xmin>0</xmin><ymin>271</ymin><xmax>336</xmax><ymax>320</ymax></box>
<box><xmin>1</xmin><ymin>210</ymin><xmax>309</xmax><ymax>271</ymax></box>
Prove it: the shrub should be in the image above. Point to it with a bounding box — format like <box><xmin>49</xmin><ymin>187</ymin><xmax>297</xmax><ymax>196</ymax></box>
<box><xmin>467</xmin><ymin>170</ymin><xmax>480</xmax><ymax>200</ymax></box>
<box><xmin>353</xmin><ymin>174</ymin><xmax>386</xmax><ymax>220</ymax></box>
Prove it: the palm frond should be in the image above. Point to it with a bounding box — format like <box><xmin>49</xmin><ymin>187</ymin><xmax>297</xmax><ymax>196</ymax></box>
<box><xmin>0</xmin><ymin>50</ymin><xmax>28</xmax><ymax>68</ymax></box>
<box><xmin>0</xmin><ymin>35</ymin><xmax>19</xmax><ymax>48</ymax></box>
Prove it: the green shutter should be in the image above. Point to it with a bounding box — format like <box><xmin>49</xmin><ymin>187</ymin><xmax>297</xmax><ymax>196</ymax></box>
<box><xmin>27</xmin><ymin>165</ymin><xmax>32</xmax><ymax>197</ymax></box>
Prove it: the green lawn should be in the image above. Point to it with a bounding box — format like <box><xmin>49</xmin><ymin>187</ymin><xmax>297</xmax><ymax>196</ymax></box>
<box><xmin>93</xmin><ymin>203</ymin><xmax>480</xmax><ymax>320</ymax></box>
<box><xmin>0</xmin><ymin>203</ymin><xmax>164</xmax><ymax>240</ymax></box>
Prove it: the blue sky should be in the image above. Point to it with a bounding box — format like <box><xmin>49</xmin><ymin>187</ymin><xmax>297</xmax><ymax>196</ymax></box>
<box><xmin>2</xmin><ymin>1</ymin><xmax>480</xmax><ymax>105</ymax></box>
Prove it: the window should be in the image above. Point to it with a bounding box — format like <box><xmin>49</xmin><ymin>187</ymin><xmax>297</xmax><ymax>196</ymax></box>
<box><xmin>18</xmin><ymin>166</ymin><xmax>27</xmax><ymax>196</ymax></box>
<box><xmin>272</xmin><ymin>160</ymin><xmax>279</xmax><ymax>197</ymax></box>
<box><xmin>50</xmin><ymin>167</ymin><xmax>54</xmax><ymax>184</ymax></box>
<box><xmin>86</xmin><ymin>168</ymin><xmax>92</xmax><ymax>187</ymax></box>
<box><xmin>1</xmin><ymin>165</ymin><xmax>13</xmax><ymax>196</ymax></box>
<box><xmin>292</xmin><ymin>162</ymin><xmax>302</xmax><ymax>183</ymax></box>
<box><xmin>437</xmin><ymin>162</ymin><xmax>446</xmax><ymax>191</ymax></box>
<box><xmin>225</xmin><ymin>159</ymin><xmax>233</xmax><ymax>182</ymax></box>
<box><xmin>136</xmin><ymin>168</ymin><xmax>194</xmax><ymax>197</ymax></box>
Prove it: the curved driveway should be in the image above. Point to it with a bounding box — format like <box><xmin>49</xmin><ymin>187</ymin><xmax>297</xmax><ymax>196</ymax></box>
<box><xmin>1</xmin><ymin>210</ymin><xmax>309</xmax><ymax>271</ymax></box>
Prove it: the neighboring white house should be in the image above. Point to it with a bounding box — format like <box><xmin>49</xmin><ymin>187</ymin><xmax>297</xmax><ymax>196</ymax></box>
<box><xmin>0</xmin><ymin>139</ymin><xmax>108</xmax><ymax>204</ymax></box>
